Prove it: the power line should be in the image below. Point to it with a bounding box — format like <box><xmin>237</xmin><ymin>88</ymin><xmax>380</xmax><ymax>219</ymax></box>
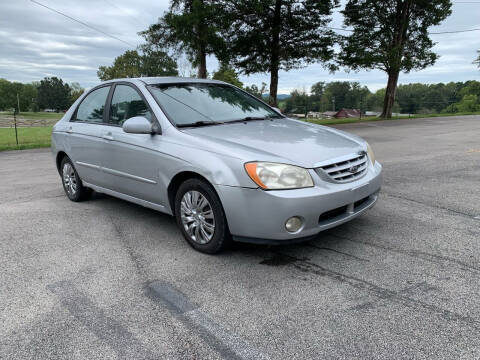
<box><xmin>321</xmin><ymin>24</ymin><xmax>480</xmax><ymax>35</ymax></box>
<box><xmin>101</xmin><ymin>0</ymin><xmax>144</xmax><ymax>25</ymax></box>
<box><xmin>429</xmin><ymin>28</ymin><xmax>480</xmax><ymax>34</ymax></box>
<box><xmin>30</xmin><ymin>0</ymin><xmax>135</xmax><ymax>47</ymax></box>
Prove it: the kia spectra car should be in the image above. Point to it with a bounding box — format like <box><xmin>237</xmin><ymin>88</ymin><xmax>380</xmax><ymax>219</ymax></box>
<box><xmin>52</xmin><ymin>77</ymin><xmax>382</xmax><ymax>253</ymax></box>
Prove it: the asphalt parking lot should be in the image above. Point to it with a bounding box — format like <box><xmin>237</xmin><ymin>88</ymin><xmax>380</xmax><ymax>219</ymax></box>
<box><xmin>1</xmin><ymin>115</ymin><xmax>479</xmax><ymax>359</ymax></box>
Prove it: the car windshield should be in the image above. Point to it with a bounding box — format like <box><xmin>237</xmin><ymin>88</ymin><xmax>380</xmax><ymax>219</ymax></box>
<box><xmin>148</xmin><ymin>83</ymin><xmax>282</xmax><ymax>126</ymax></box>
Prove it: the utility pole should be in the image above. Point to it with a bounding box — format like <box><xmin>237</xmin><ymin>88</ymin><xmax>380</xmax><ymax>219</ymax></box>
<box><xmin>17</xmin><ymin>93</ymin><xmax>20</xmax><ymax>113</ymax></box>
<box><xmin>332</xmin><ymin>97</ymin><xmax>335</xmax><ymax>112</ymax></box>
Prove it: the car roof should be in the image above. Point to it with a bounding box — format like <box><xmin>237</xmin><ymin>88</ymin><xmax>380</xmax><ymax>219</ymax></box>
<box><xmin>100</xmin><ymin>77</ymin><xmax>226</xmax><ymax>86</ymax></box>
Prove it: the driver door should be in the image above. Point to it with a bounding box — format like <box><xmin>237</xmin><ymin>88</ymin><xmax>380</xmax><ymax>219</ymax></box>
<box><xmin>101</xmin><ymin>83</ymin><xmax>164</xmax><ymax>206</ymax></box>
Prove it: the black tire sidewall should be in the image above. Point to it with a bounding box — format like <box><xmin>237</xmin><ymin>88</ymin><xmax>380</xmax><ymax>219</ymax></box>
<box><xmin>60</xmin><ymin>157</ymin><xmax>88</xmax><ymax>202</ymax></box>
<box><xmin>174</xmin><ymin>178</ymin><xmax>230</xmax><ymax>254</ymax></box>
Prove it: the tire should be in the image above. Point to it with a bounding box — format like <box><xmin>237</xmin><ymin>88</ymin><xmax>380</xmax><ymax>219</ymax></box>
<box><xmin>60</xmin><ymin>156</ymin><xmax>92</xmax><ymax>202</ymax></box>
<box><xmin>174</xmin><ymin>178</ymin><xmax>231</xmax><ymax>254</ymax></box>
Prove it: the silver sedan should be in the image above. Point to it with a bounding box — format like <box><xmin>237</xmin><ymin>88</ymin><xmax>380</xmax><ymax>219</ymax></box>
<box><xmin>52</xmin><ymin>77</ymin><xmax>382</xmax><ymax>253</ymax></box>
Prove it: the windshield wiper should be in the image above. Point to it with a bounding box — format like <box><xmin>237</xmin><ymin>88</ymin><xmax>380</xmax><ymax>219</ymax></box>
<box><xmin>226</xmin><ymin>116</ymin><xmax>268</xmax><ymax>124</ymax></box>
<box><xmin>176</xmin><ymin>120</ymin><xmax>224</xmax><ymax>128</ymax></box>
<box><xmin>226</xmin><ymin>115</ymin><xmax>283</xmax><ymax>124</ymax></box>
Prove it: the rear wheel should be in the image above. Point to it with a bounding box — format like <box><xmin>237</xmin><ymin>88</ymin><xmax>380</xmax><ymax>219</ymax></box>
<box><xmin>174</xmin><ymin>178</ymin><xmax>230</xmax><ymax>254</ymax></box>
<box><xmin>60</xmin><ymin>157</ymin><xmax>92</xmax><ymax>202</ymax></box>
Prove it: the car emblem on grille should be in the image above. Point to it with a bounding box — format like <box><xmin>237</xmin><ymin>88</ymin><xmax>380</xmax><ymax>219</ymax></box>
<box><xmin>348</xmin><ymin>165</ymin><xmax>360</xmax><ymax>173</ymax></box>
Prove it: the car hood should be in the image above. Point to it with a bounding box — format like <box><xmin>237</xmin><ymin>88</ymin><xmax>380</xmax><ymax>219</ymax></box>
<box><xmin>180</xmin><ymin>118</ymin><xmax>365</xmax><ymax>168</ymax></box>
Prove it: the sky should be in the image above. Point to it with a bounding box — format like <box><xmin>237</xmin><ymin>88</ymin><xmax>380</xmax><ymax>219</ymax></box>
<box><xmin>0</xmin><ymin>0</ymin><xmax>479</xmax><ymax>94</ymax></box>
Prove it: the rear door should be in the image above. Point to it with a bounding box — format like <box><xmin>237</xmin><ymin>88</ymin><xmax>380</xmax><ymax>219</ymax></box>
<box><xmin>100</xmin><ymin>83</ymin><xmax>165</xmax><ymax>205</ymax></box>
<box><xmin>67</xmin><ymin>85</ymin><xmax>111</xmax><ymax>188</ymax></box>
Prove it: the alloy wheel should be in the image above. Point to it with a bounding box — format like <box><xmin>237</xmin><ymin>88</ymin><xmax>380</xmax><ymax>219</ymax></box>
<box><xmin>180</xmin><ymin>190</ymin><xmax>215</xmax><ymax>244</ymax></box>
<box><xmin>62</xmin><ymin>162</ymin><xmax>77</xmax><ymax>196</ymax></box>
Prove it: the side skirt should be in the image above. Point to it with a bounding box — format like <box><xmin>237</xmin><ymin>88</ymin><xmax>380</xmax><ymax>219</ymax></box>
<box><xmin>83</xmin><ymin>181</ymin><xmax>172</xmax><ymax>215</ymax></box>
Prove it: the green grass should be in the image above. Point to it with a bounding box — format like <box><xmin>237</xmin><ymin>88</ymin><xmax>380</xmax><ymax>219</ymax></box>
<box><xmin>0</xmin><ymin>111</ymin><xmax>478</xmax><ymax>152</ymax></box>
<box><xmin>0</xmin><ymin>111</ymin><xmax>63</xmax><ymax>120</ymax></box>
<box><xmin>0</xmin><ymin>126</ymin><xmax>52</xmax><ymax>151</ymax></box>
<box><xmin>304</xmin><ymin>111</ymin><xmax>480</xmax><ymax>126</ymax></box>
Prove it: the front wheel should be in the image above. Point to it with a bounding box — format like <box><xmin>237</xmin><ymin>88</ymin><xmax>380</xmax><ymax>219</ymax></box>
<box><xmin>174</xmin><ymin>178</ymin><xmax>230</xmax><ymax>254</ymax></box>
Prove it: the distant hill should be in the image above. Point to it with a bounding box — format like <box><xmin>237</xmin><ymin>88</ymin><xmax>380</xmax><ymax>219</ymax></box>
<box><xmin>262</xmin><ymin>93</ymin><xmax>291</xmax><ymax>100</ymax></box>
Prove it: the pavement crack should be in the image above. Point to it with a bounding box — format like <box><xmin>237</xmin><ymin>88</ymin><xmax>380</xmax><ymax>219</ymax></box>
<box><xmin>383</xmin><ymin>191</ymin><xmax>475</xmax><ymax>219</ymax></box>
<box><xmin>330</xmin><ymin>232</ymin><xmax>480</xmax><ymax>274</ymax></box>
<box><xmin>305</xmin><ymin>244</ymin><xmax>370</xmax><ymax>262</ymax></box>
<box><xmin>108</xmin><ymin>214</ymin><xmax>149</xmax><ymax>280</ymax></box>
<box><xmin>273</xmin><ymin>251</ymin><xmax>480</xmax><ymax>331</ymax></box>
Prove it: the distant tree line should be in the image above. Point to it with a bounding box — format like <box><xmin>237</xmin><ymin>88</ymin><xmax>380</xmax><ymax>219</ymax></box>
<box><xmin>95</xmin><ymin>0</ymin><xmax>459</xmax><ymax>118</ymax></box>
<box><xmin>282</xmin><ymin>80</ymin><xmax>480</xmax><ymax>115</ymax></box>
<box><xmin>0</xmin><ymin>77</ymin><xmax>84</xmax><ymax>112</ymax></box>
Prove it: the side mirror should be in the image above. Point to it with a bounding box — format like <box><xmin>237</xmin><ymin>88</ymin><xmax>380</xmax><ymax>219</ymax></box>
<box><xmin>272</xmin><ymin>107</ymin><xmax>282</xmax><ymax>114</ymax></box>
<box><xmin>122</xmin><ymin>116</ymin><xmax>153</xmax><ymax>134</ymax></box>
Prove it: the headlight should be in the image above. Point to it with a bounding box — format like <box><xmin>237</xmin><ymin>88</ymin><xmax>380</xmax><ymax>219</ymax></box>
<box><xmin>244</xmin><ymin>162</ymin><xmax>314</xmax><ymax>190</ymax></box>
<box><xmin>367</xmin><ymin>143</ymin><xmax>376</xmax><ymax>165</ymax></box>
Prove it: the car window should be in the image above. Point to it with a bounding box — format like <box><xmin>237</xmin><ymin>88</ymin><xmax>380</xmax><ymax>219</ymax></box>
<box><xmin>148</xmin><ymin>83</ymin><xmax>280</xmax><ymax>126</ymax></box>
<box><xmin>109</xmin><ymin>85</ymin><xmax>152</xmax><ymax>126</ymax></box>
<box><xmin>75</xmin><ymin>86</ymin><xmax>110</xmax><ymax>123</ymax></box>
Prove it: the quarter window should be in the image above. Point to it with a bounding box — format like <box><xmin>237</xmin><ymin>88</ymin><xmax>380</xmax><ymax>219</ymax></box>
<box><xmin>109</xmin><ymin>85</ymin><xmax>152</xmax><ymax>126</ymax></box>
<box><xmin>75</xmin><ymin>86</ymin><xmax>110</xmax><ymax>123</ymax></box>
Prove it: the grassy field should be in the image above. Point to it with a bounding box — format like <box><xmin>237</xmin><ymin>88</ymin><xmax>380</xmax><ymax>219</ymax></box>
<box><xmin>0</xmin><ymin>111</ymin><xmax>478</xmax><ymax>152</ymax></box>
<box><xmin>0</xmin><ymin>111</ymin><xmax>63</xmax><ymax>121</ymax></box>
<box><xmin>0</xmin><ymin>126</ymin><xmax>52</xmax><ymax>151</ymax></box>
<box><xmin>305</xmin><ymin>111</ymin><xmax>480</xmax><ymax>126</ymax></box>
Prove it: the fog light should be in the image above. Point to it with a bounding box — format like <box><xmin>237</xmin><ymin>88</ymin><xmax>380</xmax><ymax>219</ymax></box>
<box><xmin>285</xmin><ymin>216</ymin><xmax>303</xmax><ymax>233</ymax></box>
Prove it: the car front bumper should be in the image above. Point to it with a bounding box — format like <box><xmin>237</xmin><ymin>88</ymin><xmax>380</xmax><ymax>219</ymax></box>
<box><xmin>215</xmin><ymin>162</ymin><xmax>382</xmax><ymax>243</ymax></box>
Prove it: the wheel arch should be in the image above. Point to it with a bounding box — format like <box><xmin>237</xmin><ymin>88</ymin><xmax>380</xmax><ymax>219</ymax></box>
<box><xmin>56</xmin><ymin>151</ymin><xmax>69</xmax><ymax>174</ymax></box>
<box><xmin>167</xmin><ymin>171</ymin><xmax>215</xmax><ymax>214</ymax></box>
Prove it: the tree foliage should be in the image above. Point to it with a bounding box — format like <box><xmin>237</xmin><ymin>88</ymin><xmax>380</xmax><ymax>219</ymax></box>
<box><xmin>140</xmin><ymin>0</ymin><xmax>226</xmax><ymax>78</ymax></box>
<box><xmin>283</xmin><ymin>81</ymin><xmax>369</xmax><ymax>113</ymax></box>
<box><xmin>212</xmin><ymin>64</ymin><xmax>243</xmax><ymax>88</ymax></box>
<box><xmin>339</xmin><ymin>0</ymin><xmax>452</xmax><ymax>118</ymax></box>
<box><xmin>244</xmin><ymin>82</ymin><xmax>268</xmax><ymax>99</ymax></box>
<box><xmin>37</xmin><ymin>77</ymin><xmax>71</xmax><ymax>111</ymax></box>
<box><xmin>220</xmin><ymin>0</ymin><xmax>338</xmax><ymax>106</ymax></box>
<box><xmin>475</xmin><ymin>50</ymin><xmax>480</xmax><ymax>69</ymax></box>
<box><xmin>0</xmin><ymin>78</ymin><xmax>83</xmax><ymax>112</ymax></box>
<box><xmin>97</xmin><ymin>50</ymin><xmax>178</xmax><ymax>81</ymax></box>
<box><xmin>281</xmin><ymin>80</ymin><xmax>480</xmax><ymax>115</ymax></box>
<box><xmin>70</xmin><ymin>82</ymin><xmax>84</xmax><ymax>105</ymax></box>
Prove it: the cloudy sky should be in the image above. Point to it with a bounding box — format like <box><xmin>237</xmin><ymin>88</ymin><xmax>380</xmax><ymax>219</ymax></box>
<box><xmin>0</xmin><ymin>0</ymin><xmax>479</xmax><ymax>93</ymax></box>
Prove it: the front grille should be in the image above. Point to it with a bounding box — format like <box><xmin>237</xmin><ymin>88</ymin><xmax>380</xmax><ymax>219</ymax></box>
<box><xmin>316</xmin><ymin>152</ymin><xmax>368</xmax><ymax>183</ymax></box>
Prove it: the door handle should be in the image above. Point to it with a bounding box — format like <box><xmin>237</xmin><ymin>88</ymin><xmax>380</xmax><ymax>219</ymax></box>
<box><xmin>103</xmin><ymin>132</ymin><xmax>114</xmax><ymax>141</ymax></box>
<box><xmin>66</xmin><ymin>127</ymin><xmax>73</xmax><ymax>133</ymax></box>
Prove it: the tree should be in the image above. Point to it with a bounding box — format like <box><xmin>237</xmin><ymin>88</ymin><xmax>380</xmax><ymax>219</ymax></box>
<box><xmin>97</xmin><ymin>50</ymin><xmax>178</xmax><ymax>81</ymax></box>
<box><xmin>140</xmin><ymin>0</ymin><xmax>226</xmax><ymax>78</ymax></box>
<box><xmin>69</xmin><ymin>82</ymin><xmax>84</xmax><ymax>106</ymax></box>
<box><xmin>212</xmin><ymin>64</ymin><xmax>243</xmax><ymax>87</ymax></box>
<box><xmin>475</xmin><ymin>50</ymin><xmax>480</xmax><ymax>69</ymax></box>
<box><xmin>245</xmin><ymin>82</ymin><xmax>268</xmax><ymax>99</ymax></box>
<box><xmin>339</xmin><ymin>0</ymin><xmax>452</xmax><ymax>118</ymax></box>
<box><xmin>37</xmin><ymin>77</ymin><xmax>71</xmax><ymax>111</ymax></box>
<box><xmin>220</xmin><ymin>0</ymin><xmax>338</xmax><ymax>106</ymax></box>
<box><xmin>141</xmin><ymin>48</ymin><xmax>179</xmax><ymax>77</ymax></box>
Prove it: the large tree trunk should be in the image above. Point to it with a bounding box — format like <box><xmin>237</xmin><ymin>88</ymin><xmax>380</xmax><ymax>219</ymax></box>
<box><xmin>268</xmin><ymin>0</ymin><xmax>282</xmax><ymax>106</ymax></box>
<box><xmin>380</xmin><ymin>70</ymin><xmax>399</xmax><ymax>118</ymax></box>
<box><xmin>198</xmin><ymin>46</ymin><xmax>207</xmax><ymax>79</ymax></box>
<box><xmin>269</xmin><ymin>67</ymin><xmax>278</xmax><ymax>106</ymax></box>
